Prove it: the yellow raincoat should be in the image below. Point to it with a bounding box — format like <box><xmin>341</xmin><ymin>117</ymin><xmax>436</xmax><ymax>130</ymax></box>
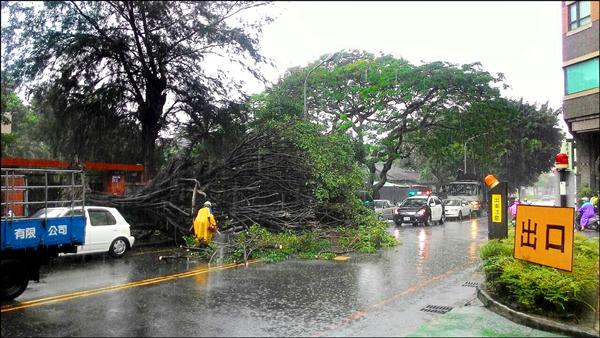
<box><xmin>193</xmin><ymin>207</ymin><xmax>217</xmax><ymax>245</ymax></box>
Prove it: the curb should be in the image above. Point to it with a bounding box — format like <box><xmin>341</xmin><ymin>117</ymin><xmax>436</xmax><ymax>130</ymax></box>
<box><xmin>477</xmin><ymin>286</ymin><xmax>599</xmax><ymax>338</ymax></box>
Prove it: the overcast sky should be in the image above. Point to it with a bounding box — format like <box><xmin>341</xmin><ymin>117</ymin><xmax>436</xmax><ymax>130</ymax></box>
<box><xmin>0</xmin><ymin>1</ymin><xmax>570</xmax><ymax>132</ymax></box>
<box><xmin>243</xmin><ymin>1</ymin><xmax>569</xmax><ymax>131</ymax></box>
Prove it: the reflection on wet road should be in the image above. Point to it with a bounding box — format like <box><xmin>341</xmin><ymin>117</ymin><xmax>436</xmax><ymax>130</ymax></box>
<box><xmin>2</xmin><ymin>217</ymin><xmax>490</xmax><ymax>337</ymax></box>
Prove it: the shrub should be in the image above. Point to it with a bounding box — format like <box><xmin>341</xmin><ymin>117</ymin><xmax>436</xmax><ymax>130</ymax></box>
<box><xmin>338</xmin><ymin>209</ymin><xmax>398</xmax><ymax>253</ymax></box>
<box><xmin>182</xmin><ymin>234</ymin><xmax>197</xmax><ymax>247</ymax></box>
<box><xmin>577</xmin><ymin>184</ymin><xmax>592</xmax><ymax>199</ymax></box>
<box><xmin>480</xmin><ymin>230</ymin><xmax>599</xmax><ymax>317</ymax></box>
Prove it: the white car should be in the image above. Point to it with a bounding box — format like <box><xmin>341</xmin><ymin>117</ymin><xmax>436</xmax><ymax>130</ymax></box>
<box><xmin>373</xmin><ymin>199</ymin><xmax>396</xmax><ymax>220</ymax></box>
<box><xmin>443</xmin><ymin>198</ymin><xmax>471</xmax><ymax>221</ymax></box>
<box><xmin>31</xmin><ymin>206</ymin><xmax>135</xmax><ymax>258</ymax></box>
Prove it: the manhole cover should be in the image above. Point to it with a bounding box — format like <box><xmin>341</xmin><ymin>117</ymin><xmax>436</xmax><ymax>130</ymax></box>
<box><xmin>462</xmin><ymin>281</ymin><xmax>479</xmax><ymax>287</ymax></box>
<box><xmin>420</xmin><ymin>305</ymin><xmax>453</xmax><ymax>314</ymax></box>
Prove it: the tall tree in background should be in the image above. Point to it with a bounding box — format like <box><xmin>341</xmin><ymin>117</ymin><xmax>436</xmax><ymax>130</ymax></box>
<box><xmin>496</xmin><ymin>99</ymin><xmax>563</xmax><ymax>193</ymax></box>
<box><xmin>2</xmin><ymin>1</ymin><xmax>272</xmax><ymax>177</ymax></box>
<box><xmin>31</xmin><ymin>77</ymin><xmax>144</xmax><ymax>162</ymax></box>
<box><xmin>409</xmin><ymin>98</ymin><xmax>513</xmax><ymax>190</ymax></box>
<box><xmin>249</xmin><ymin>50</ymin><xmax>505</xmax><ymax>197</ymax></box>
<box><xmin>1</xmin><ymin>76</ymin><xmax>51</xmax><ymax>158</ymax></box>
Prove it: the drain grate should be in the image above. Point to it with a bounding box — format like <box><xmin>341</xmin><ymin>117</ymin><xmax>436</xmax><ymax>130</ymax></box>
<box><xmin>420</xmin><ymin>305</ymin><xmax>454</xmax><ymax>314</ymax></box>
<box><xmin>462</xmin><ymin>281</ymin><xmax>479</xmax><ymax>288</ymax></box>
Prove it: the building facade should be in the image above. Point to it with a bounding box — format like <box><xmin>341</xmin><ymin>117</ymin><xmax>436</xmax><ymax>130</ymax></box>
<box><xmin>561</xmin><ymin>1</ymin><xmax>600</xmax><ymax>194</ymax></box>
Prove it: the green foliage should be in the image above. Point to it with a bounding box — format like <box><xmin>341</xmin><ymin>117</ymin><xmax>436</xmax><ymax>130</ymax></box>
<box><xmin>31</xmin><ymin>81</ymin><xmax>144</xmax><ymax>163</ymax></box>
<box><xmin>480</xmin><ymin>230</ymin><xmax>599</xmax><ymax>317</ymax></box>
<box><xmin>277</xmin><ymin>119</ymin><xmax>363</xmax><ymax>204</ymax></box>
<box><xmin>253</xmin><ymin>119</ymin><xmax>366</xmax><ymax>225</ymax></box>
<box><xmin>249</xmin><ymin>50</ymin><xmax>506</xmax><ymax>198</ymax></box>
<box><xmin>1</xmin><ymin>79</ymin><xmax>51</xmax><ymax>158</ymax></box>
<box><xmin>182</xmin><ymin>235</ymin><xmax>197</xmax><ymax>247</ymax></box>
<box><xmin>224</xmin><ymin>221</ymin><xmax>398</xmax><ymax>264</ymax></box>
<box><xmin>577</xmin><ymin>184</ymin><xmax>593</xmax><ymax>199</ymax></box>
<box><xmin>495</xmin><ymin>99</ymin><xmax>564</xmax><ymax>192</ymax></box>
<box><xmin>408</xmin><ymin>99</ymin><xmax>511</xmax><ymax>186</ymax></box>
<box><xmin>338</xmin><ymin>204</ymin><xmax>399</xmax><ymax>253</ymax></box>
<box><xmin>2</xmin><ymin>1</ymin><xmax>272</xmax><ymax>173</ymax></box>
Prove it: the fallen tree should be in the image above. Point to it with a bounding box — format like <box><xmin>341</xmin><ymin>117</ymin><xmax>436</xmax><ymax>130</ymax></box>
<box><xmin>88</xmin><ymin>120</ymin><xmax>363</xmax><ymax>236</ymax></box>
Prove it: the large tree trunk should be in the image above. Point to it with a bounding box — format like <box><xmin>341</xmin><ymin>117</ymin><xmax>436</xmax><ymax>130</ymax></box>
<box><xmin>140</xmin><ymin>77</ymin><xmax>167</xmax><ymax>181</ymax></box>
<box><xmin>372</xmin><ymin>157</ymin><xmax>393</xmax><ymax>198</ymax></box>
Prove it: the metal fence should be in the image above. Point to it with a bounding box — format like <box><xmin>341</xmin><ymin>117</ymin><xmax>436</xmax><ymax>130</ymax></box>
<box><xmin>1</xmin><ymin>167</ymin><xmax>85</xmax><ymax>219</ymax></box>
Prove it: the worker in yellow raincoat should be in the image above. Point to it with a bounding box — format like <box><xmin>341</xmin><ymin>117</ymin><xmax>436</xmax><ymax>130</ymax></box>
<box><xmin>193</xmin><ymin>201</ymin><xmax>217</xmax><ymax>246</ymax></box>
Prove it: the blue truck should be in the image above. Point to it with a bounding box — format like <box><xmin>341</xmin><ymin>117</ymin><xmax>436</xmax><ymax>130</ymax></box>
<box><xmin>1</xmin><ymin>168</ymin><xmax>87</xmax><ymax>300</ymax></box>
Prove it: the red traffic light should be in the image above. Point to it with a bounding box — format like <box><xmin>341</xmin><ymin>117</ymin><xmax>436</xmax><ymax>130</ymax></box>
<box><xmin>555</xmin><ymin>152</ymin><xmax>568</xmax><ymax>169</ymax></box>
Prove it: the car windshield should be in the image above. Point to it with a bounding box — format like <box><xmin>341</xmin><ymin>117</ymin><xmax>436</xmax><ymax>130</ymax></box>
<box><xmin>444</xmin><ymin>200</ymin><xmax>462</xmax><ymax>206</ymax></box>
<box><xmin>30</xmin><ymin>208</ymin><xmax>65</xmax><ymax>218</ymax></box>
<box><xmin>400</xmin><ymin>198</ymin><xmax>427</xmax><ymax>207</ymax></box>
<box><xmin>446</xmin><ymin>183</ymin><xmax>478</xmax><ymax>196</ymax></box>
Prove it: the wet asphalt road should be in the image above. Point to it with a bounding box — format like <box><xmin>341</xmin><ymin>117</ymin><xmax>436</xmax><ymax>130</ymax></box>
<box><xmin>2</xmin><ymin>217</ymin><xmax>491</xmax><ymax>337</ymax></box>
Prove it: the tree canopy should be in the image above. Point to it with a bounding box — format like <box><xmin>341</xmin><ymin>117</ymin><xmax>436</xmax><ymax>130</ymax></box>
<box><xmin>2</xmin><ymin>1</ymin><xmax>272</xmax><ymax>177</ymax></box>
<box><xmin>409</xmin><ymin>97</ymin><xmax>563</xmax><ymax>192</ymax></box>
<box><xmin>495</xmin><ymin>99</ymin><xmax>563</xmax><ymax>192</ymax></box>
<box><xmin>249</xmin><ymin>50</ymin><xmax>506</xmax><ymax>197</ymax></box>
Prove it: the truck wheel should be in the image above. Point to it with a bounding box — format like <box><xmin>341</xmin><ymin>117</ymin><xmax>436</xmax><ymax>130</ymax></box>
<box><xmin>109</xmin><ymin>238</ymin><xmax>129</xmax><ymax>258</ymax></box>
<box><xmin>1</xmin><ymin>259</ymin><xmax>29</xmax><ymax>300</ymax></box>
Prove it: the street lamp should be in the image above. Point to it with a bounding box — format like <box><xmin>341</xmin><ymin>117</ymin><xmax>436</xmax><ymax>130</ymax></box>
<box><xmin>464</xmin><ymin>132</ymin><xmax>489</xmax><ymax>175</ymax></box>
<box><xmin>303</xmin><ymin>53</ymin><xmax>336</xmax><ymax>119</ymax></box>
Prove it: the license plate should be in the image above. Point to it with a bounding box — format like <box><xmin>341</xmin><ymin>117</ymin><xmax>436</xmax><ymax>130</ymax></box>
<box><xmin>403</xmin><ymin>217</ymin><xmax>410</xmax><ymax>221</ymax></box>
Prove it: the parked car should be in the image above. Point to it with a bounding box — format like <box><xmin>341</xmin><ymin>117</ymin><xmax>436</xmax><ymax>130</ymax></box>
<box><xmin>31</xmin><ymin>206</ymin><xmax>135</xmax><ymax>258</ymax></box>
<box><xmin>443</xmin><ymin>198</ymin><xmax>471</xmax><ymax>221</ymax></box>
<box><xmin>393</xmin><ymin>195</ymin><xmax>445</xmax><ymax>226</ymax></box>
<box><xmin>373</xmin><ymin>199</ymin><xmax>396</xmax><ymax>220</ymax></box>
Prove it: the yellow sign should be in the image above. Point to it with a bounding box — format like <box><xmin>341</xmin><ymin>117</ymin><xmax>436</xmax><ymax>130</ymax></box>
<box><xmin>514</xmin><ymin>205</ymin><xmax>574</xmax><ymax>271</ymax></box>
<box><xmin>491</xmin><ymin>194</ymin><xmax>502</xmax><ymax>223</ymax></box>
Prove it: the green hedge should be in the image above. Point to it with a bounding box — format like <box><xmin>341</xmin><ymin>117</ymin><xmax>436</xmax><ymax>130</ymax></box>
<box><xmin>480</xmin><ymin>228</ymin><xmax>599</xmax><ymax>317</ymax></box>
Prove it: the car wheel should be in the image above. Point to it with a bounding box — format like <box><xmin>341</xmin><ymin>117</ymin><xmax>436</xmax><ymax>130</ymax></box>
<box><xmin>458</xmin><ymin>212</ymin><xmax>463</xmax><ymax>221</ymax></box>
<box><xmin>440</xmin><ymin>213</ymin><xmax>445</xmax><ymax>225</ymax></box>
<box><xmin>109</xmin><ymin>238</ymin><xmax>129</xmax><ymax>258</ymax></box>
<box><xmin>1</xmin><ymin>259</ymin><xmax>29</xmax><ymax>300</ymax></box>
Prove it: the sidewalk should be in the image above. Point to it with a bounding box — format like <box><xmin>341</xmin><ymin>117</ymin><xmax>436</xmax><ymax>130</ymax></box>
<box><xmin>407</xmin><ymin>297</ymin><xmax>565</xmax><ymax>337</ymax></box>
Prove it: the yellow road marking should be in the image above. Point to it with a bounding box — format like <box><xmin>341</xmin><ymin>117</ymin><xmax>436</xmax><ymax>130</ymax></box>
<box><xmin>1</xmin><ymin>260</ymin><xmax>258</xmax><ymax>313</ymax></box>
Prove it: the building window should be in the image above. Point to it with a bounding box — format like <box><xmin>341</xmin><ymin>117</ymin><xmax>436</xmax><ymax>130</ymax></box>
<box><xmin>568</xmin><ymin>1</ymin><xmax>591</xmax><ymax>31</ymax></box>
<box><xmin>564</xmin><ymin>57</ymin><xmax>599</xmax><ymax>95</ymax></box>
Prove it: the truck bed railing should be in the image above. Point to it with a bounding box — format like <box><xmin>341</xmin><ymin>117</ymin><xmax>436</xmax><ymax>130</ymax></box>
<box><xmin>1</xmin><ymin>167</ymin><xmax>85</xmax><ymax>220</ymax></box>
